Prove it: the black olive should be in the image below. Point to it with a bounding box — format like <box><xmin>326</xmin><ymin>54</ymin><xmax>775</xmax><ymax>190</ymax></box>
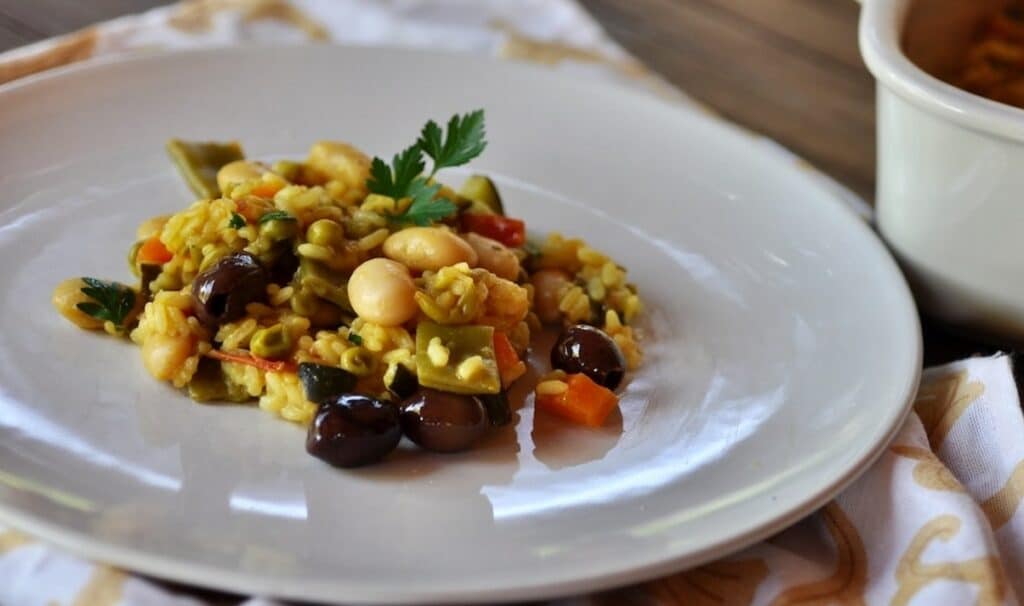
<box><xmin>267</xmin><ymin>248</ymin><xmax>300</xmax><ymax>285</ymax></box>
<box><xmin>298</xmin><ymin>362</ymin><xmax>357</xmax><ymax>404</ymax></box>
<box><xmin>551</xmin><ymin>324</ymin><xmax>626</xmax><ymax>389</ymax></box>
<box><xmin>306</xmin><ymin>394</ymin><xmax>401</xmax><ymax>468</ymax></box>
<box><xmin>478</xmin><ymin>392</ymin><xmax>511</xmax><ymax>426</ymax></box>
<box><xmin>191</xmin><ymin>252</ymin><xmax>268</xmax><ymax>329</ymax></box>
<box><xmin>400</xmin><ymin>389</ymin><xmax>488</xmax><ymax>453</ymax></box>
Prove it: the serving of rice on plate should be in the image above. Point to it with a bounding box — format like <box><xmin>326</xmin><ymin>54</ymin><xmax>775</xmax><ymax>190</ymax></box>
<box><xmin>52</xmin><ymin>110</ymin><xmax>644</xmax><ymax>468</ymax></box>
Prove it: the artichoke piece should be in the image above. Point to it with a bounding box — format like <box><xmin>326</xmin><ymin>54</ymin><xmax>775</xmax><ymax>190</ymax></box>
<box><xmin>298</xmin><ymin>362</ymin><xmax>357</xmax><ymax>404</ymax></box>
<box><xmin>458</xmin><ymin>175</ymin><xmax>504</xmax><ymax>216</ymax></box>
<box><xmin>166</xmin><ymin>139</ymin><xmax>245</xmax><ymax>199</ymax></box>
<box><xmin>415</xmin><ymin>322</ymin><xmax>500</xmax><ymax>395</ymax></box>
<box><xmin>139</xmin><ymin>263</ymin><xmax>162</xmax><ymax>298</ymax></box>
<box><xmin>298</xmin><ymin>257</ymin><xmax>353</xmax><ymax>312</ymax></box>
<box><xmin>384</xmin><ymin>363</ymin><xmax>418</xmax><ymax>400</ymax></box>
<box><xmin>188</xmin><ymin>357</ymin><xmax>249</xmax><ymax>403</ymax></box>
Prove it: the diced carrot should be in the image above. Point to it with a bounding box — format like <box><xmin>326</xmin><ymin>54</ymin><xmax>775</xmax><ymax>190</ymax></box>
<box><xmin>137</xmin><ymin>236</ymin><xmax>173</xmax><ymax>264</ymax></box>
<box><xmin>535</xmin><ymin>373</ymin><xmax>618</xmax><ymax>428</ymax></box>
<box><xmin>493</xmin><ymin>331</ymin><xmax>526</xmax><ymax>387</ymax></box>
<box><xmin>250</xmin><ymin>179</ymin><xmax>284</xmax><ymax>199</ymax></box>
<box><xmin>234</xmin><ymin>197</ymin><xmax>273</xmax><ymax>222</ymax></box>
<box><xmin>207</xmin><ymin>349</ymin><xmax>297</xmax><ymax>373</ymax></box>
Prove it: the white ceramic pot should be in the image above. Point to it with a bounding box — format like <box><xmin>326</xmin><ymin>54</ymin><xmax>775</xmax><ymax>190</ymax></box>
<box><xmin>860</xmin><ymin>0</ymin><xmax>1024</xmax><ymax>340</ymax></box>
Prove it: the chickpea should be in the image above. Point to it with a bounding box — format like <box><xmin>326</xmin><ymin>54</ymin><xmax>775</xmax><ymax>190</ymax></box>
<box><xmin>216</xmin><ymin>160</ymin><xmax>267</xmax><ymax>193</ymax></box>
<box><xmin>531</xmin><ymin>269</ymin><xmax>571</xmax><ymax>324</ymax></box>
<box><xmin>382</xmin><ymin>227</ymin><xmax>478</xmax><ymax>272</ymax></box>
<box><xmin>347</xmin><ymin>258</ymin><xmax>419</xmax><ymax>326</ymax></box>
<box><xmin>136</xmin><ymin>215</ymin><xmax>170</xmax><ymax>240</ymax></box>
<box><xmin>52</xmin><ymin>278</ymin><xmax>105</xmax><ymax>330</ymax></box>
<box><xmin>141</xmin><ymin>334</ymin><xmax>194</xmax><ymax>381</ymax></box>
<box><xmin>462</xmin><ymin>232</ymin><xmax>520</xmax><ymax>280</ymax></box>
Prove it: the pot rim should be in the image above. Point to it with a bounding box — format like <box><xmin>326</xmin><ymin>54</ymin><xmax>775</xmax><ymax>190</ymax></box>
<box><xmin>860</xmin><ymin>0</ymin><xmax>1024</xmax><ymax>141</ymax></box>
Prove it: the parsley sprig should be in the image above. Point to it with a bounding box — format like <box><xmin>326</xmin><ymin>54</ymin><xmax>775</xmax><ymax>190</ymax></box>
<box><xmin>76</xmin><ymin>277</ymin><xmax>135</xmax><ymax>328</ymax></box>
<box><xmin>419</xmin><ymin>110</ymin><xmax>487</xmax><ymax>176</ymax></box>
<box><xmin>398</xmin><ymin>179</ymin><xmax>457</xmax><ymax>227</ymax></box>
<box><xmin>366</xmin><ymin>110</ymin><xmax>487</xmax><ymax>226</ymax></box>
<box><xmin>366</xmin><ymin>144</ymin><xmax>425</xmax><ymax>200</ymax></box>
<box><xmin>228</xmin><ymin>212</ymin><xmax>246</xmax><ymax>229</ymax></box>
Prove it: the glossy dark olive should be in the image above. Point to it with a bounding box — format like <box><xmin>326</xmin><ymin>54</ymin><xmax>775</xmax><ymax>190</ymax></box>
<box><xmin>306</xmin><ymin>394</ymin><xmax>402</xmax><ymax>468</ymax></box>
<box><xmin>191</xmin><ymin>252</ymin><xmax>268</xmax><ymax>329</ymax></box>
<box><xmin>551</xmin><ymin>324</ymin><xmax>626</xmax><ymax>389</ymax></box>
<box><xmin>400</xmin><ymin>389</ymin><xmax>488</xmax><ymax>453</ymax></box>
<box><xmin>267</xmin><ymin>248</ymin><xmax>300</xmax><ymax>285</ymax></box>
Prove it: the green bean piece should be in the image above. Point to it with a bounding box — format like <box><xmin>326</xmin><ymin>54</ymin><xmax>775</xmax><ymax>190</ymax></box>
<box><xmin>166</xmin><ymin>139</ymin><xmax>245</xmax><ymax>198</ymax></box>
<box><xmin>414</xmin><ymin>322</ymin><xmax>500</xmax><ymax>395</ymax></box>
<box><xmin>458</xmin><ymin>175</ymin><xmax>504</xmax><ymax>216</ymax></box>
<box><xmin>250</xmin><ymin>324</ymin><xmax>292</xmax><ymax>360</ymax></box>
<box><xmin>340</xmin><ymin>347</ymin><xmax>375</xmax><ymax>377</ymax></box>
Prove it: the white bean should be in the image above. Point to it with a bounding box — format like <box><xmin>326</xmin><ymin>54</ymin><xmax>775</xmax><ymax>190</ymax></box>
<box><xmin>142</xmin><ymin>333</ymin><xmax>194</xmax><ymax>381</ymax></box>
<box><xmin>531</xmin><ymin>269</ymin><xmax>571</xmax><ymax>324</ymax></box>
<box><xmin>347</xmin><ymin>258</ymin><xmax>419</xmax><ymax>326</ymax></box>
<box><xmin>51</xmin><ymin>278</ymin><xmax>105</xmax><ymax>330</ymax></box>
<box><xmin>136</xmin><ymin>215</ymin><xmax>170</xmax><ymax>240</ymax></box>
<box><xmin>216</xmin><ymin>160</ymin><xmax>267</xmax><ymax>193</ymax></box>
<box><xmin>383</xmin><ymin>227</ymin><xmax>477</xmax><ymax>272</ymax></box>
<box><xmin>463</xmin><ymin>232</ymin><xmax>520</xmax><ymax>280</ymax></box>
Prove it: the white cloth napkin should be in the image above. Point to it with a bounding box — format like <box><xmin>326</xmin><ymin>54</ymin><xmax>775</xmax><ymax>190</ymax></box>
<box><xmin>0</xmin><ymin>2</ymin><xmax>1018</xmax><ymax>605</ymax></box>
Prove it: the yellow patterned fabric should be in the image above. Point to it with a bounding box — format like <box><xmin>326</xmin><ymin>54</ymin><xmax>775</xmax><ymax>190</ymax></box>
<box><xmin>0</xmin><ymin>2</ymin><xmax>1016</xmax><ymax>605</ymax></box>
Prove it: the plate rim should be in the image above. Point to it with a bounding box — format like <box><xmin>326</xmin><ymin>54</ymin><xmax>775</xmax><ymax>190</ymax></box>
<box><xmin>0</xmin><ymin>44</ymin><xmax>923</xmax><ymax>604</ymax></box>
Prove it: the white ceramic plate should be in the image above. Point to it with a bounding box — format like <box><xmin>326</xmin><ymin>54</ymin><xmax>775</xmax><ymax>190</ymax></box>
<box><xmin>0</xmin><ymin>47</ymin><xmax>920</xmax><ymax>603</ymax></box>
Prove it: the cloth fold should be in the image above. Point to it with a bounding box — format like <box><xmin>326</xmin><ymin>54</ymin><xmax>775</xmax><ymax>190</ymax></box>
<box><xmin>0</xmin><ymin>2</ymin><xmax>1018</xmax><ymax>604</ymax></box>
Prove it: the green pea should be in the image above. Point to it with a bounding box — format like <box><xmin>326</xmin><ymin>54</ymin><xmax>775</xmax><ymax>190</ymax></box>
<box><xmin>260</xmin><ymin>218</ymin><xmax>299</xmax><ymax>242</ymax></box>
<box><xmin>306</xmin><ymin>219</ymin><xmax>345</xmax><ymax>247</ymax></box>
<box><xmin>250</xmin><ymin>324</ymin><xmax>292</xmax><ymax>360</ymax></box>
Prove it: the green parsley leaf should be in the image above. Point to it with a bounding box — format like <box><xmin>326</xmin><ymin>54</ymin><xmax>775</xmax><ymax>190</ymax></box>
<box><xmin>418</xmin><ymin>109</ymin><xmax>487</xmax><ymax>175</ymax></box>
<box><xmin>76</xmin><ymin>277</ymin><xmax>135</xmax><ymax>328</ymax></box>
<box><xmin>258</xmin><ymin>210</ymin><xmax>296</xmax><ymax>224</ymax></box>
<box><xmin>347</xmin><ymin>332</ymin><xmax>363</xmax><ymax>346</ymax></box>
<box><xmin>366</xmin><ymin>143</ymin><xmax>425</xmax><ymax>198</ymax></box>
<box><xmin>228</xmin><ymin>212</ymin><xmax>246</xmax><ymax>229</ymax></box>
<box><xmin>390</xmin><ymin>178</ymin><xmax>457</xmax><ymax>226</ymax></box>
